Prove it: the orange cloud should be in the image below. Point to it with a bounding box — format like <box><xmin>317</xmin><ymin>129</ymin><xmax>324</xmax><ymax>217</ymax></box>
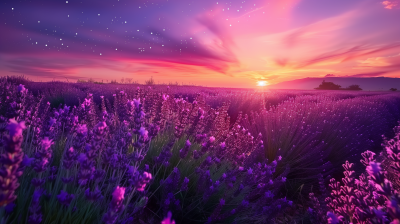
<box><xmin>355</xmin><ymin>53</ymin><xmax>400</xmax><ymax>69</ymax></box>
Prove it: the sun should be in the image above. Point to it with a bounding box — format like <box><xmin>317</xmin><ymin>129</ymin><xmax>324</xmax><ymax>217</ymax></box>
<box><xmin>257</xmin><ymin>80</ymin><xmax>268</xmax><ymax>86</ymax></box>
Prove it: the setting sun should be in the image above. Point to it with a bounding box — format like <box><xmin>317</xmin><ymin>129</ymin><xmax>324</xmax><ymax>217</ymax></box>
<box><xmin>257</xmin><ymin>80</ymin><xmax>268</xmax><ymax>86</ymax></box>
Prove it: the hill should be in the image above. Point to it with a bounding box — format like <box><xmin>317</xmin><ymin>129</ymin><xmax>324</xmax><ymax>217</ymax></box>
<box><xmin>267</xmin><ymin>77</ymin><xmax>400</xmax><ymax>91</ymax></box>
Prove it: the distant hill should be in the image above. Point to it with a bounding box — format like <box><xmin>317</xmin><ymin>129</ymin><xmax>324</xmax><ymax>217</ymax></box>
<box><xmin>267</xmin><ymin>77</ymin><xmax>400</xmax><ymax>91</ymax></box>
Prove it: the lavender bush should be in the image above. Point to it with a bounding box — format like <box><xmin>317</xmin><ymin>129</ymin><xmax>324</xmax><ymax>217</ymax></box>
<box><xmin>306</xmin><ymin>122</ymin><xmax>400</xmax><ymax>223</ymax></box>
<box><xmin>0</xmin><ymin>77</ymin><xmax>293</xmax><ymax>224</ymax></box>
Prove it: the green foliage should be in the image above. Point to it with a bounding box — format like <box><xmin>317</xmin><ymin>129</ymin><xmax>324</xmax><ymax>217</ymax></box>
<box><xmin>343</xmin><ymin>84</ymin><xmax>362</xmax><ymax>91</ymax></box>
<box><xmin>314</xmin><ymin>80</ymin><xmax>341</xmax><ymax>90</ymax></box>
<box><xmin>315</xmin><ymin>80</ymin><xmax>363</xmax><ymax>91</ymax></box>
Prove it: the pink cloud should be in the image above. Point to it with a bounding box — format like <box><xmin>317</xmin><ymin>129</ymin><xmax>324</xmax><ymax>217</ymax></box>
<box><xmin>382</xmin><ymin>1</ymin><xmax>399</xmax><ymax>9</ymax></box>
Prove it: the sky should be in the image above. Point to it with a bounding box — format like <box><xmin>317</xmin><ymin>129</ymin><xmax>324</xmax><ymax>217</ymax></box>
<box><xmin>1</xmin><ymin>0</ymin><xmax>400</xmax><ymax>88</ymax></box>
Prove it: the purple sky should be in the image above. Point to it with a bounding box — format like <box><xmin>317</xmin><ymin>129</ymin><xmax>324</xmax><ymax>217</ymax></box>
<box><xmin>1</xmin><ymin>0</ymin><xmax>400</xmax><ymax>88</ymax></box>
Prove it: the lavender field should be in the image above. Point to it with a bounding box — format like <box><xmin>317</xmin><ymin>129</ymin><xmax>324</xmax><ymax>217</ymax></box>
<box><xmin>3</xmin><ymin>76</ymin><xmax>400</xmax><ymax>224</ymax></box>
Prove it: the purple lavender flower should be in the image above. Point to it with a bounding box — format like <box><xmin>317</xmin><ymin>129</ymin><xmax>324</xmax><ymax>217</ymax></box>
<box><xmin>17</xmin><ymin>84</ymin><xmax>26</xmax><ymax>93</ymax></box>
<box><xmin>200</xmin><ymin>156</ymin><xmax>213</xmax><ymax>169</ymax></box>
<box><xmin>103</xmin><ymin>186</ymin><xmax>126</xmax><ymax>224</ymax></box>
<box><xmin>76</xmin><ymin>124</ymin><xmax>88</xmax><ymax>136</ymax></box>
<box><xmin>209</xmin><ymin>136</ymin><xmax>215</xmax><ymax>143</ymax></box>
<box><xmin>136</xmin><ymin>172</ymin><xmax>152</xmax><ymax>191</ymax></box>
<box><xmin>181</xmin><ymin>177</ymin><xmax>189</xmax><ymax>191</ymax></box>
<box><xmin>219</xmin><ymin>142</ymin><xmax>226</xmax><ymax>152</ymax></box>
<box><xmin>327</xmin><ymin>212</ymin><xmax>341</xmax><ymax>224</ymax></box>
<box><xmin>155</xmin><ymin>141</ymin><xmax>174</xmax><ymax>164</ymax></box>
<box><xmin>360</xmin><ymin>150</ymin><xmax>376</xmax><ymax>167</ymax></box>
<box><xmin>201</xmin><ymin>136</ymin><xmax>215</xmax><ymax>152</ymax></box>
<box><xmin>265</xmin><ymin>191</ymin><xmax>274</xmax><ymax>198</ymax></box>
<box><xmin>6</xmin><ymin>119</ymin><xmax>26</xmax><ymax>138</ymax></box>
<box><xmin>21</xmin><ymin>155</ymin><xmax>34</xmax><ymax>168</ymax></box>
<box><xmin>85</xmin><ymin>186</ymin><xmax>103</xmax><ymax>202</ymax></box>
<box><xmin>77</xmin><ymin>152</ymin><xmax>95</xmax><ymax>186</ymax></box>
<box><xmin>31</xmin><ymin>178</ymin><xmax>46</xmax><ymax>187</ymax></box>
<box><xmin>28</xmin><ymin>189</ymin><xmax>43</xmax><ymax>224</ymax></box>
<box><xmin>32</xmin><ymin>137</ymin><xmax>54</xmax><ymax>173</ymax></box>
<box><xmin>366</xmin><ymin>162</ymin><xmax>382</xmax><ymax>177</ymax></box>
<box><xmin>133</xmin><ymin>98</ymin><xmax>141</xmax><ymax>108</ymax></box>
<box><xmin>0</xmin><ymin>119</ymin><xmax>26</xmax><ymax>207</ymax></box>
<box><xmin>161</xmin><ymin>211</ymin><xmax>175</xmax><ymax>224</ymax></box>
<box><xmin>57</xmin><ymin>190</ymin><xmax>74</xmax><ymax>207</ymax></box>
<box><xmin>62</xmin><ymin>147</ymin><xmax>77</xmax><ymax>170</ymax></box>
<box><xmin>138</xmin><ymin>127</ymin><xmax>148</xmax><ymax>139</ymax></box>
<box><xmin>193</xmin><ymin>150</ymin><xmax>200</xmax><ymax>160</ymax></box>
<box><xmin>179</xmin><ymin>140</ymin><xmax>191</xmax><ymax>159</ymax></box>
<box><xmin>48</xmin><ymin>166</ymin><xmax>58</xmax><ymax>181</ymax></box>
<box><xmin>61</xmin><ymin>177</ymin><xmax>74</xmax><ymax>184</ymax></box>
<box><xmin>162</xmin><ymin>94</ymin><xmax>169</xmax><ymax>101</ymax></box>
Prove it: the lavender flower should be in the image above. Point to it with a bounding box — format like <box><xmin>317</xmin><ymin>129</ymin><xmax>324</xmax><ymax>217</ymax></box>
<box><xmin>155</xmin><ymin>141</ymin><xmax>174</xmax><ymax>164</ymax></box>
<box><xmin>85</xmin><ymin>186</ymin><xmax>103</xmax><ymax>202</ymax></box>
<box><xmin>62</xmin><ymin>147</ymin><xmax>77</xmax><ymax>170</ymax></box>
<box><xmin>61</xmin><ymin>177</ymin><xmax>74</xmax><ymax>184</ymax></box>
<box><xmin>6</xmin><ymin>119</ymin><xmax>26</xmax><ymax>137</ymax></box>
<box><xmin>31</xmin><ymin>178</ymin><xmax>46</xmax><ymax>187</ymax></box>
<box><xmin>21</xmin><ymin>155</ymin><xmax>34</xmax><ymax>167</ymax></box>
<box><xmin>57</xmin><ymin>190</ymin><xmax>74</xmax><ymax>207</ymax></box>
<box><xmin>32</xmin><ymin>137</ymin><xmax>54</xmax><ymax>173</ymax></box>
<box><xmin>77</xmin><ymin>152</ymin><xmax>95</xmax><ymax>186</ymax></box>
<box><xmin>366</xmin><ymin>162</ymin><xmax>382</xmax><ymax>177</ymax></box>
<box><xmin>48</xmin><ymin>166</ymin><xmax>57</xmax><ymax>181</ymax></box>
<box><xmin>161</xmin><ymin>211</ymin><xmax>175</xmax><ymax>224</ymax></box>
<box><xmin>136</xmin><ymin>172</ymin><xmax>152</xmax><ymax>191</ymax></box>
<box><xmin>179</xmin><ymin>140</ymin><xmax>191</xmax><ymax>159</ymax></box>
<box><xmin>360</xmin><ymin>150</ymin><xmax>376</xmax><ymax>167</ymax></box>
<box><xmin>0</xmin><ymin>119</ymin><xmax>26</xmax><ymax>207</ymax></box>
<box><xmin>181</xmin><ymin>177</ymin><xmax>189</xmax><ymax>191</ymax></box>
<box><xmin>103</xmin><ymin>186</ymin><xmax>126</xmax><ymax>224</ymax></box>
<box><xmin>201</xmin><ymin>136</ymin><xmax>215</xmax><ymax>152</ymax></box>
<box><xmin>327</xmin><ymin>212</ymin><xmax>341</xmax><ymax>224</ymax></box>
<box><xmin>28</xmin><ymin>189</ymin><xmax>43</xmax><ymax>224</ymax></box>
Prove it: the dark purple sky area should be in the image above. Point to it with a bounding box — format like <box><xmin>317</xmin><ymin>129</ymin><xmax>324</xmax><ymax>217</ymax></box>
<box><xmin>1</xmin><ymin>0</ymin><xmax>400</xmax><ymax>87</ymax></box>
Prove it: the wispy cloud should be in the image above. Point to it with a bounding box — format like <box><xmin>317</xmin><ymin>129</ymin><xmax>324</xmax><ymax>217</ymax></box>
<box><xmin>349</xmin><ymin>71</ymin><xmax>388</xmax><ymax>77</ymax></box>
<box><xmin>293</xmin><ymin>43</ymin><xmax>400</xmax><ymax>69</ymax></box>
<box><xmin>352</xmin><ymin>53</ymin><xmax>400</xmax><ymax>76</ymax></box>
<box><xmin>325</xmin><ymin>74</ymin><xmax>336</xmax><ymax>77</ymax></box>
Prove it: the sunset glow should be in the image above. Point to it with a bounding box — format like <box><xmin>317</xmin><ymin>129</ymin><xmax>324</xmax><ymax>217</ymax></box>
<box><xmin>1</xmin><ymin>0</ymin><xmax>400</xmax><ymax>88</ymax></box>
<box><xmin>257</xmin><ymin>80</ymin><xmax>268</xmax><ymax>86</ymax></box>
